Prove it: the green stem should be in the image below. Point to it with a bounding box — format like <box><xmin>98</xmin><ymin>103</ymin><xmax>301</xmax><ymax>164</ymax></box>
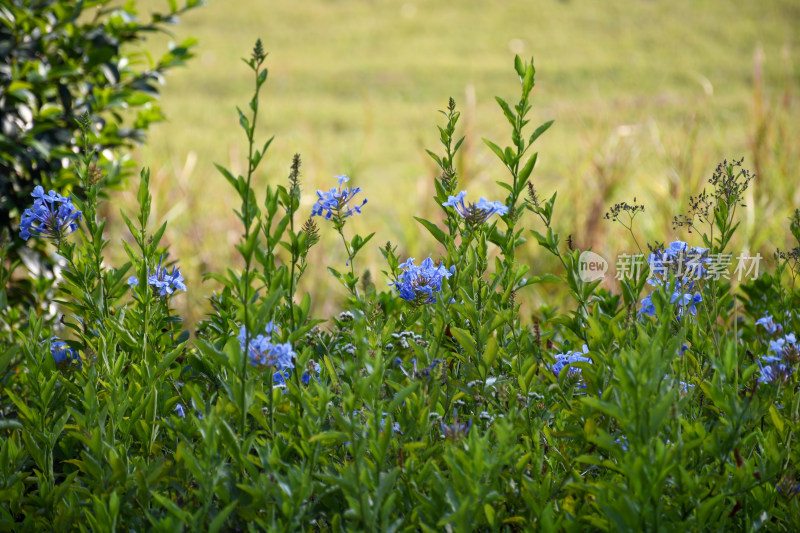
<box><xmin>336</xmin><ymin>225</ymin><xmax>359</xmax><ymax>299</ymax></box>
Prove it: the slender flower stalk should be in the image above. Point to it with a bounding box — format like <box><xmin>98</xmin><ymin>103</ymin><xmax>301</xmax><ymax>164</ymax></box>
<box><xmin>312</xmin><ymin>174</ymin><xmax>370</xmax><ymax>297</ymax></box>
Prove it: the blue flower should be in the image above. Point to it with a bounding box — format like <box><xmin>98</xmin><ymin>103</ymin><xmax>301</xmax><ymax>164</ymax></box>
<box><xmin>128</xmin><ymin>256</ymin><xmax>187</xmax><ymax>297</ymax></box>
<box><xmin>640</xmin><ymin>294</ymin><xmax>656</xmax><ymax>317</ymax></box>
<box><xmin>19</xmin><ymin>186</ymin><xmax>82</xmax><ymax>243</ymax></box>
<box><xmin>311</xmin><ymin>174</ymin><xmax>367</xmax><ymax>222</ymax></box>
<box><xmin>49</xmin><ymin>338</ymin><xmax>79</xmax><ymax>366</ymax></box>
<box><xmin>301</xmin><ymin>360</ymin><xmax>322</xmax><ymax>385</ymax></box>
<box><xmin>440</xmin><ymin>409</ymin><xmax>471</xmax><ymax>441</ymax></box>
<box><xmin>640</xmin><ymin>241</ymin><xmax>708</xmax><ymax>318</ymax></box>
<box><xmin>442</xmin><ymin>190</ymin><xmax>508</xmax><ymax>225</ymax></box>
<box><xmin>551</xmin><ymin>344</ymin><xmax>592</xmax><ymax>386</ymax></box>
<box><xmin>769</xmin><ymin>333</ymin><xmax>797</xmax><ymax>356</ymax></box>
<box><xmin>670</xmin><ymin>290</ymin><xmax>703</xmax><ymax>316</ymax></box>
<box><xmin>273</xmin><ymin>369</ymin><xmax>290</xmax><ymax>388</ymax></box>
<box><xmin>756</xmin><ymin>313</ymin><xmax>783</xmax><ymax>335</ymax></box>
<box><xmin>237</xmin><ymin>324</ymin><xmax>295</xmax><ymax>371</ymax></box>
<box><xmin>647</xmin><ymin>241</ymin><xmax>710</xmax><ymax>285</ymax></box>
<box><xmin>390</xmin><ymin>257</ymin><xmax>454</xmax><ymax>304</ymax></box>
<box><xmin>174</xmin><ymin>404</ymin><xmax>186</xmax><ymax>418</ymax></box>
<box><xmin>758</xmin><ymin>358</ymin><xmax>791</xmax><ymax>384</ymax></box>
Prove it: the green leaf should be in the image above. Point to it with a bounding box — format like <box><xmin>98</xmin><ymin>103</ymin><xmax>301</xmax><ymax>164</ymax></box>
<box><xmin>514</xmin><ymin>55</ymin><xmax>525</xmax><ymax>78</ymax></box>
<box><xmin>309</xmin><ymin>431</ymin><xmax>349</xmax><ymax>444</ymax></box>
<box><xmin>529</xmin><ymin>120</ymin><xmax>554</xmax><ymax>145</ymax></box>
<box><xmin>209</xmin><ymin>501</ymin><xmax>239</xmax><ymax>533</ymax></box>
<box><xmin>449</xmin><ymin>327</ymin><xmax>476</xmax><ymax>357</ymax></box>
<box><xmin>426</xmin><ymin>149</ymin><xmax>443</xmax><ymax>168</ymax></box>
<box><xmin>521</xmin><ymin>64</ymin><xmax>535</xmax><ymax>95</ymax></box>
<box><xmin>769</xmin><ymin>405</ymin><xmax>784</xmax><ymax>435</ymax></box>
<box><xmin>151</xmin><ymin>491</ymin><xmax>189</xmax><ymax>521</ymax></box>
<box><xmin>0</xmin><ymin>419</ymin><xmax>23</xmax><ymax>431</ymax></box>
<box><xmin>482</xmin><ymin>336</ymin><xmax>498</xmax><ymax>367</ymax></box>
<box><xmin>482</xmin><ymin>138</ymin><xmax>507</xmax><ymax>165</ymax></box>
<box><xmin>215</xmin><ymin>163</ymin><xmax>237</xmax><ymax>189</ymax></box>
<box><xmin>387</xmin><ymin>382</ymin><xmax>419</xmax><ymax>413</ymax></box>
<box><xmin>414</xmin><ymin>217</ymin><xmax>447</xmax><ymax>246</ymax></box>
<box><xmin>323</xmin><ymin>355</ymin><xmax>339</xmax><ymax>386</ymax></box>
<box><xmin>517</xmin><ymin>152</ymin><xmax>538</xmax><ymax>190</ymax></box>
<box><xmin>494</xmin><ymin>96</ymin><xmax>516</xmax><ymax>127</ymax></box>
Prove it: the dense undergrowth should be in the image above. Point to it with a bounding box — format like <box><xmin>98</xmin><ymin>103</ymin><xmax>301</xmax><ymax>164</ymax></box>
<box><xmin>1</xmin><ymin>41</ymin><xmax>800</xmax><ymax>532</ymax></box>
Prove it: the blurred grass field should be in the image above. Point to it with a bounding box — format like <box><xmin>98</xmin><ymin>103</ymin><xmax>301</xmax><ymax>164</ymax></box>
<box><xmin>111</xmin><ymin>0</ymin><xmax>800</xmax><ymax>326</ymax></box>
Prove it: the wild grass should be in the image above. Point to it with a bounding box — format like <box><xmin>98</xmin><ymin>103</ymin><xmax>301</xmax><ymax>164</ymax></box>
<box><xmin>111</xmin><ymin>0</ymin><xmax>800</xmax><ymax>325</ymax></box>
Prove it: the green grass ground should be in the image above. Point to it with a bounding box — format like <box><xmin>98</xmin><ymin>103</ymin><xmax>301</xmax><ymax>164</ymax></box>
<box><xmin>111</xmin><ymin>0</ymin><xmax>800</xmax><ymax>325</ymax></box>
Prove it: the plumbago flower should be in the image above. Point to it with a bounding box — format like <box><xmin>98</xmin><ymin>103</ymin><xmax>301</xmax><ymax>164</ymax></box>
<box><xmin>754</xmin><ymin>309</ymin><xmax>798</xmax><ymax>384</ymax></box>
<box><xmin>238</xmin><ymin>322</ymin><xmax>296</xmax><ymax>386</ymax></box>
<box><xmin>756</xmin><ymin>313</ymin><xmax>783</xmax><ymax>336</ymax></box>
<box><xmin>640</xmin><ymin>241</ymin><xmax>709</xmax><ymax>318</ymax></box>
<box><xmin>390</xmin><ymin>257</ymin><xmax>454</xmax><ymax>304</ymax></box>
<box><xmin>440</xmin><ymin>408</ymin><xmax>471</xmax><ymax>441</ymax></box>
<box><xmin>551</xmin><ymin>344</ymin><xmax>592</xmax><ymax>387</ymax></box>
<box><xmin>758</xmin><ymin>332</ymin><xmax>799</xmax><ymax>385</ymax></box>
<box><xmin>311</xmin><ymin>175</ymin><xmax>367</xmax><ymax>223</ymax></box>
<box><xmin>48</xmin><ymin>338</ymin><xmax>80</xmax><ymax>366</ymax></box>
<box><xmin>19</xmin><ymin>186</ymin><xmax>82</xmax><ymax>245</ymax></box>
<box><xmin>442</xmin><ymin>190</ymin><xmax>508</xmax><ymax>226</ymax></box>
<box><xmin>128</xmin><ymin>257</ymin><xmax>187</xmax><ymax>297</ymax></box>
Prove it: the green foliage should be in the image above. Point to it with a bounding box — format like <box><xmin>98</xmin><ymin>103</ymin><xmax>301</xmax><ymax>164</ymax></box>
<box><xmin>0</xmin><ymin>0</ymin><xmax>202</xmax><ymax>239</ymax></box>
<box><xmin>2</xmin><ymin>40</ymin><xmax>800</xmax><ymax>532</ymax></box>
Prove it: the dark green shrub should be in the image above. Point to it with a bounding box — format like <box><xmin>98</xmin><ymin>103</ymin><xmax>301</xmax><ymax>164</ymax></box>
<box><xmin>0</xmin><ymin>0</ymin><xmax>203</xmax><ymax>236</ymax></box>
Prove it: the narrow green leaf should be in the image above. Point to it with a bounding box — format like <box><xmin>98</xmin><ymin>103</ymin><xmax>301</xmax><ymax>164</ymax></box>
<box><xmin>387</xmin><ymin>382</ymin><xmax>418</xmax><ymax>413</ymax></box>
<box><xmin>528</xmin><ymin>120</ymin><xmax>554</xmax><ymax>146</ymax></box>
<box><xmin>482</xmin><ymin>138</ymin><xmax>507</xmax><ymax>165</ymax></box>
<box><xmin>414</xmin><ymin>217</ymin><xmax>447</xmax><ymax>246</ymax></box>
<box><xmin>209</xmin><ymin>501</ymin><xmax>239</xmax><ymax>533</ymax></box>
<box><xmin>449</xmin><ymin>327</ymin><xmax>476</xmax><ymax>357</ymax></box>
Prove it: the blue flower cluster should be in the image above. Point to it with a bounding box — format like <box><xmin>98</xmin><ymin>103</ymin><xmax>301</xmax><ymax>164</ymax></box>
<box><xmin>311</xmin><ymin>175</ymin><xmax>367</xmax><ymax>221</ymax></box>
<box><xmin>128</xmin><ymin>257</ymin><xmax>187</xmax><ymax>297</ymax></box>
<box><xmin>19</xmin><ymin>186</ymin><xmax>82</xmax><ymax>243</ymax></box>
<box><xmin>756</xmin><ymin>312</ymin><xmax>797</xmax><ymax>384</ymax></box>
<box><xmin>391</xmin><ymin>257</ymin><xmax>454</xmax><ymax>304</ymax></box>
<box><xmin>238</xmin><ymin>323</ymin><xmax>295</xmax><ymax>371</ymax></box>
<box><xmin>640</xmin><ymin>241</ymin><xmax>708</xmax><ymax>318</ymax></box>
<box><xmin>551</xmin><ymin>344</ymin><xmax>592</xmax><ymax>386</ymax></box>
<box><xmin>440</xmin><ymin>409</ymin><xmax>471</xmax><ymax>440</ymax></box>
<box><xmin>442</xmin><ymin>190</ymin><xmax>508</xmax><ymax>225</ymax></box>
<box><xmin>756</xmin><ymin>313</ymin><xmax>783</xmax><ymax>335</ymax></box>
<box><xmin>50</xmin><ymin>338</ymin><xmax>79</xmax><ymax>366</ymax></box>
